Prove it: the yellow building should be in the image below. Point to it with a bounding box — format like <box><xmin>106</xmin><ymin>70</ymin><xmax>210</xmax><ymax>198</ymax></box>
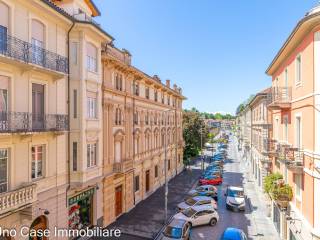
<box><xmin>101</xmin><ymin>44</ymin><xmax>185</xmax><ymax>226</ymax></box>
<box><xmin>0</xmin><ymin>0</ymin><xmax>70</xmax><ymax>236</ymax></box>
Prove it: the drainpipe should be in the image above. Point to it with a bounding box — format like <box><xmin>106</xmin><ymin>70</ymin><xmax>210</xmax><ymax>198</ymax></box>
<box><xmin>66</xmin><ymin>21</ymin><xmax>75</xmax><ymax>207</ymax></box>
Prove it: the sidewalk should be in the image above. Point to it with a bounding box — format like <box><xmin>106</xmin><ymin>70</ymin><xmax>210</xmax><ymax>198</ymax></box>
<box><xmin>104</xmin><ymin>162</ymin><xmax>202</xmax><ymax>239</ymax></box>
<box><xmin>234</xmin><ymin>137</ymin><xmax>280</xmax><ymax>240</ymax></box>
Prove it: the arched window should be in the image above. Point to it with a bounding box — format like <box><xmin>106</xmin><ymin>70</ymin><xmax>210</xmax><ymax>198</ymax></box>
<box><xmin>0</xmin><ymin>2</ymin><xmax>9</xmax><ymax>52</ymax></box>
<box><xmin>115</xmin><ymin>141</ymin><xmax>121</xmax><ymax>163</ymax></box>
<box><xmin>31</xmin><ymin>19</ymin><xmax>45</xmax><ymax>65</ymax></box>
<box><xmin>86</xmin><ymin>42</ymin><xmax>97</xmax><ymax>72</ymax></box>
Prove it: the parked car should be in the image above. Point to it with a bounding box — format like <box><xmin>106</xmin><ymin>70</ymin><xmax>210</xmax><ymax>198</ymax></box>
<box><xmin>173</xmin><ymin>205</ymin><xmax>219</xmax><ymax>227</ymax></box>
<box><xmin>225</xmin><ymin>186</ymin><xmax>245</xmax><ymax>211</ymax></box>
<box><xmin>220</xmin><ymin>228</ymin><xmax>248</xmax><ymax>240</ymax></box>
<box><xmin>177</xmin><ymin>196</ymin><xmax>217</xmax><ymax>211</ymax></box>
<box><xmin>188</xmin><ymin>185</ymin><xmax>218</xmax><ymax>199</ymax></box>
<box><xmin>199</xmin><ymin>175</ymin><xmax>223</xmax><ymax>185</ymax></box>
<box><xmin>161</xmin><ymin>218</ymin><xmax>191</xmax><ymax>240</ymax></box>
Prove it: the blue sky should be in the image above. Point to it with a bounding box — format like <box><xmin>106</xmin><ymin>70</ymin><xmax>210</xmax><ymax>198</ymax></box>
<box><xmin>96</xmin><ymin>0</ymin><xmax>316</xmax><ymax>115</ymax></box>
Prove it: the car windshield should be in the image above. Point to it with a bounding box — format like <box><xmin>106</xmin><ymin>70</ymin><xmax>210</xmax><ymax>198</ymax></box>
<box><xmin>228</xmin><ymin>189</ymin><xmax>244</xmax><ymax>197</ymax></box>
<box><xmin>182</xmin><ymin>207</ymin><xmax>197</xmax><ymax>217</ymax></box>
<box><xmin>185</xmin><ymin>198</ymin><xmax>197</xmax><ymax>206</ymax></box>
<box><xmin>163</xmin><ymin>226</ymin><xmax>182</xmax><ymax>239</ymax></box>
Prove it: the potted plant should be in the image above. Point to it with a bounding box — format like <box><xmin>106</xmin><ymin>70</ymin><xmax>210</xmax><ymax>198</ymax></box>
<box><xmin>271</xmin><ymin>184</ymin><xmax>293</xmax><ymax>208</ymax></box>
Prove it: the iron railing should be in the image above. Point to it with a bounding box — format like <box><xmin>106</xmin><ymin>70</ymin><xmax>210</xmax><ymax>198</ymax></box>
<box><xmin>0</xmin><ymin>111</ymin><xmax>68</xmax><ymax>133</ymax></box>
<box><xmin>0</xmin><ymin>34</ymin><xmax>68</xmax><ymax>74</ymax></box>
<box><xmin>271</xmin><ymin>87</ymin><xmax>292</xmax><ymax>104</ymax></box>
<box><xmin>73</xmin><ymin>13</ymin><xmax>101</xmax><ymax>27</ymax></box>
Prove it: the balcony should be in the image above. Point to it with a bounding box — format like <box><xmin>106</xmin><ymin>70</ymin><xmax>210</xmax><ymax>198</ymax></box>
<box><xmin>0</xmin><ymin>34</ymin><xmax>68</xmax><ymax>75</ymax></box>
<box><xmin>268</xmin><ymin>87</ymin><xmax>291</xmax><ymax>110</ymax></box>
<box><xmin>282</xmin><ymin>147</ymin><xmax>304</xmax><ymax>174</ymax></box>
<box><xmin>262</xmin><ymin>139</ymin><xmax>279</xmax><ymax>157</ymax></box>
<box><xmin>105</xmin><ymin>45</ymin><xmax>131</xmax><ymax>65</ymax></box>
<box><xmin>73</xmin><ymin>13</ymin><xmax>101</xmax><ymax>27</ymax></box>
<box><xmin>0</xmin><ymin>184</ymin><xmax>37</xmax><ymax>216</ymax></box>
<box><xmin>113</xmin><ymin>159</ymin><xmax>134</xmax><ymax>174</ymax></box>
<box><xmin>0</xmin><ymin>112</ymin><xmax>68</xmax><ymax>133</ymax></box>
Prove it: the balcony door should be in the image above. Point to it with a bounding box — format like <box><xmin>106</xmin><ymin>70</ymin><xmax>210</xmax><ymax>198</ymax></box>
<box><xmin>0</xmin><ymin>76</ymin><xmax>8</xmax><ymax>131</ymax></box>
<box><xmin>31</xmin><ymin>19</ymin><xmax>45</xmax><ymax>66</ymax></box>
<box><xmin>0</xmin><ymin>2</ymin><xmax>9</xmax><ymax>53</ymax></box>
<box><xmin>115</xmin><ymin>185</ymin><xmax>123</xmax><ymax>217</ymax></box>
<box><xmin>0</xmin><ymin>149</ymin><xmax>8</xmax><ymax>193</ymax></box>
<box><xmin>32</xmin><ymin>83</ymin><xmax>44</xmax><ymax>130</ymax></box>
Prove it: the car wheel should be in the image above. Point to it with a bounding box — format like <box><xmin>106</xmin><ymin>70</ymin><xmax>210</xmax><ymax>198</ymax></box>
<box><xmin>209</xmin><ymin>218</ymin><xmax>217</xmax><ymax>226</ymax></box>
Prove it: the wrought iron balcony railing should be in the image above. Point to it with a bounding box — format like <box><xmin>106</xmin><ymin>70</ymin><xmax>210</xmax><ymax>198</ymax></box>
<box><xmin>268</xmin><ymin>87</ymin><xmax>292</xmax><ymax>109</ymax></box>
<box><xmin>0</xmin><ymin>111</ymin><xmax>68</xmax><ymax>133</ymax></box>
<box><xmin>0</xmin><ymin>34</ymin><xmax>68</xmax><ymax>74</ymax></box>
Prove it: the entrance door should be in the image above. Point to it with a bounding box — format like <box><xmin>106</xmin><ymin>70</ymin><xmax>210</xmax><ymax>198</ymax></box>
<box><xmin>146</xmin><ymin>170</ymin><xmax>150</xmax><ymax>193</ymax></box>
<box><xmin>30</xmin><ymin>215</ymin><xmax>48</xmax><ymax>240</ymax></box>
<box><xmin>32</xmin><ymin>84</ymin><xmax>44</xmax><ymax>130</ymax></box>
<box><xmin>115</xmin><ymin>186</ymin><xmax>122</xmax><ymax>217</ymax></box>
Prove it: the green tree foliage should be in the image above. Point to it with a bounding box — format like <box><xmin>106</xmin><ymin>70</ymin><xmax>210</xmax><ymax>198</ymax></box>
<box><xmin>183</xmin><ymin>110</ymin><xmax>209</xmax><ymax>162</ymax></box>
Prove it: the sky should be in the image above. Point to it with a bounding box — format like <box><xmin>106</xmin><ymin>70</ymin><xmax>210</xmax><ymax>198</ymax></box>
<box><xmin>95</xmin><ymin>0</ymin><xmax>317</xmax><ymax>115</ymax></box>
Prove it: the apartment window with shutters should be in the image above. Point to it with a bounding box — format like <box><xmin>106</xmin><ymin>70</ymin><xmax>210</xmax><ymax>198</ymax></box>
<box><xmin>87</xmin><ymin>142</ymin><xmax>97</xmax><ymax>168</ymax></box>
<box><xmin>0</xmin><ymin>148</ymin><xmax>8</xmax><ymax>193</ymax></box>
<box><xmin>134</xmin><ymin>175</ymin><xmax>140</xmax><ymax>192</ymax></box>
<box><xmin>73</xmin><ymin>89</ymin><xmax>77</xmax><ymax>118</ymax></box>
<box><xmin>31</xmin><ymin>145</ymin><xmax>45</xmax><ymax>180</ymax></box>
<box><xmin>87</xmin><ymin>93</ymin><xmax>97</xmax><ymax>119</ymax></box>
<box><xmin>155</xmin><ymin>165</ymin><xmax>158</xmax><ymax>178</ymax></box>
<box><xmin>86</xmin><ymin>42</ymin><xmax>97</xmax><ymax>72</ymax></box>
<box><xmin>72</xmin><ymin>142</ymin><xmax>77</xmax><ymax>171</ymax></box>
<box><xmin>296</xmin><ymin>55</ymin><xmax>301</xmax><ymax>85</ymax></box>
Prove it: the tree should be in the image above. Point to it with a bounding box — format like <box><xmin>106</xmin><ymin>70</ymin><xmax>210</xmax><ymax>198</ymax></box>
<box><xmin>183</xmin><ymin>110</ymin><xmax>209</xmax><ymax>161</ymax></box>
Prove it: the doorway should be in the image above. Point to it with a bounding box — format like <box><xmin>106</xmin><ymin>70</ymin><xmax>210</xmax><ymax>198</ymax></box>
<box><xmin>115</xmin><ymin>185</ymin><xmax>123</xmax><ymax>217</ymax></box>
<box><xmin>32</xmin><ymin>83</ymin><xmax>44</xmax><ymax>130</ymax></box>
<box><xmin>145</xmin><ymin>170</ymin><xmax>150</xmax><ymax>193</ymax></box>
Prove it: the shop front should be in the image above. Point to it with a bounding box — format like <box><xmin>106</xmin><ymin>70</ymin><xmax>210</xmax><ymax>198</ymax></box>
<box><xmin>68</xmin><ymin>188</ymin><xmax>95</xmax><ymax>230</ymax></box>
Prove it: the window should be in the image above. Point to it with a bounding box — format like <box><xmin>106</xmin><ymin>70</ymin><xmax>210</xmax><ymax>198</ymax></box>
<box><xmin>87</xmin><ymin>96</ymin><xmax>97</xmax><ymax>119</ymax></box>
<box><xmin>87</xmin><ymin>143</ymin><xmax>97</xmax><ymax>168</ymax></box>
<box><xmin>134</xmin><ymin>83</ymin><xmax>139</xmax><ymax>96</ymax></box>
<box><xmin>71</xmin><ymin>42</ymin><xmax>78</xmax><ymax>65</ymax></box>
<box><xmin>167</xmin><ymin>96</ymin><xmax>170</xmax><ymax>105</ymax></box>
<box><xmin>296</xmin><ymin>116</ymin><xmax>302</xmax><ymax>148</ymax></box>
<box><xmin>0</xmin><ymin>148</ymin><xmax>8</xmax><ymax>193</ymax></box>
<box><xmin>86</xmin><ymin>42</ymin><xmax>97</xmax><ymax>72</ymax></box>
<box><xmin>295</xmin><ymin>174</ymin><xmax>302</xmax><ymax>200</ymax></box>
<box><xmin>73</xmin><ymin>90</ymin><xmax>77</xmax><ymax>118</ymax></box>
<box><xmin>162</xmin><ymin>94</ymin><xmax>165</xmax><ymax>104</ymax></box>
<box><xmin>154</xmin><ymin>91</ymin><xmax>158</xmax><ymax>101</ymax></box>
<box><xmin>168</xmin><ymin>159</ymin><xmax>171</xmax><ymax>170</ymax></box>
<box><xmin>0</xmin><ymin>76</ymin><xmax>8</xmax><ymax>125</ymax></box>
<box><xmin>178</xmin><ymin>154</ymin><xmax>181</xmax><ymax>163</ymax></box>
<box><xmin>284</xmin><ymin>115</ymin><xmax>288</xmax><ymax>143</ymax></box>
<box><xmin>31</xmin><ymin>19</ymin><xmax>45</xmax><ymax>65</ymax></box>
<box><xmin>0</xmin><ymin>2</ymin><xmax>9</xmax><ymax>53</ymax></box>
<box><xmin>32</xmin><ymin>145</ymin><xmax>44</xmax><ymax>179</ymax></box>
<box><xmin>145</xmin><ymin>87</ymin><xmax>149</xmax><ymax>99</ymax></box>
<box><xmin>134</xmin><ymin>175</ymin><xmax>140</xmax><ymax>192</ymax></box>
<box><xmin>134</xmin><ymin>111</ymin><xmax>138</xmax><ymax>125</ymax></box>
<box><xmin>296</xmin><ymin>55</ymin><xmax>301</xmax><ymax>85</ymax></box>
<box><xmin>115</xmin><ymin>73</ymin><xmax>123</xmax><ymax>91</ymax></box>
<box><xmin>115</xmin><ymin>108</ymin><xmax>122</xmax><ymax>125</ymax></box>
<box><xmin>72</xmin><ymin>142</ymin><xmax>77</xmax><ymax>171</ymax></box>
<box><xmin>145</xmin><ymin>113</ymin><xmax>149</xmax><ymax>125</ymax></box>
<box><xmin>155</xmin><ymin>165</ymin><xmax>158</xmax><ymax>178</ymax></box>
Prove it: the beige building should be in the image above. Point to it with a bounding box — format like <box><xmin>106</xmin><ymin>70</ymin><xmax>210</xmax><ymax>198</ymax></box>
<box><xmin>101</xmin><ymin>44</ymin><xmax>185</xmax><ymax>226</ymax></box>
<box><xmin>0</xmin><ymin>0</ymin><xmax>70</xmax><ymax>236</ymax></box>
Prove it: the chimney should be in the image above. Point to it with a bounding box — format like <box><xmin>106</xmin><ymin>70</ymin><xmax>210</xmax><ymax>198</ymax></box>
<box><xmin>166</xmin><ymin>79</ymin><xmax>170</xmax><ymax>88</ymax></box>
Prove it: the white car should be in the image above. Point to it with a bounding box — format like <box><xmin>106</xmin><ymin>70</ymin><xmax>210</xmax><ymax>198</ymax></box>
<box><xmin>225</xmin><ymin>186</ymin><xmax>245</xmax><ymax>211</ymax></box>
<box><xmin>173</xmin><ymin>205</ymin><xmax>219</xmax><ymax>227</ymax></box>
<box><xmin>177</xmin><ymin>196</ymin><xmax>217</xmax><ymax>211</ymax></box>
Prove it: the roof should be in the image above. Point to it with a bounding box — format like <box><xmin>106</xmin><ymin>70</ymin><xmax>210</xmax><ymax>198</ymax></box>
<box><xmin>228</xmin><ymin>186</ymin><xmax>244</xmax><ymax>191</ymax></box>
<box><xmin>248</xmin><ymin>87</ymin><xmax>271</xmax><ymax>107</ymax></box>
<box><xmin>168</xmin><ymin>218</ymin><xmax>187</xmax><ymax>228</ymax></box>
<box><xmin>85</xmin><ymin>0</ymin><xmax>101</xmax><ymax>17</ymax></box>
<box><xmin>222</xmin><ymin>228</ymin><xmax>243</xmax><ymax>239</ymax></box>
<box><xmin>266</xmin><ymin>8</ymin><xmax>320</xmax><ymax>75</ymax></box>
<box><xmin>40</xmin><ymin>0</ymin><xmax>114</xmax><ymax>40</ymax></box>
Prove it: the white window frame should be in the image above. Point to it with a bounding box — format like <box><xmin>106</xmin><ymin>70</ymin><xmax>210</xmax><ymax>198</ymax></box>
<box><xmin>31</xmin><ymin>145</ymin><xmax>45</xmax><ymax>180</ymax></box>
<box><xmin>295</xmin><ymin>54</ymin><xmax>302</xmax><ymax>86</ymax></box>
<box><xmin>87</xmin><ymin>142</ymin><xmax>97</xmax><ymax>168</ymax></box>
<box><xmin>87</xmin><ymin>96</ymin><xmax>97</xmax><ymax>119</ymax></box>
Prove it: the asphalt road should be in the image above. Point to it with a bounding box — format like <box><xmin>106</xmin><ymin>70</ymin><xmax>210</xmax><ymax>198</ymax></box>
<box><xmin>190</xmin><ymin>135</ymin><xmax>279</xmax><ymax>240</ymax></box>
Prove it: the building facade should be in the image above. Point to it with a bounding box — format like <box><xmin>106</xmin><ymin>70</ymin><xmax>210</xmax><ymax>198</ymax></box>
<box><xmin>266</xmin><ymin>5</ymin><xmax>320</xmax><ymax>240</ymax></box>
<box><xmin>101</xmin><ymin>44</ymin><xmax>185</xmax><ymax>226</ymax></box>
<box><xmin>248</xmin><ymin>88</ymin><xmax>272</xmax><ymax>188</ymax></box>
<box><xmin>0</xmin><ymin>0</ymin><xmax>70</xmax><ymax>236</ymax></box>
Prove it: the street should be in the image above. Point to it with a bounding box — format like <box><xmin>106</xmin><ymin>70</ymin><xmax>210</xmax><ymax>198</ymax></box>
<box><xmin>190</xmin><ymin>134</ymin><xmax>279</xmax><ymax>240</ymax></box>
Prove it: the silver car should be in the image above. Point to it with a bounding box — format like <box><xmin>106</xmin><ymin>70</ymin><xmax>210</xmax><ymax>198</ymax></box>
<box><xmin>161</xmin><ymin>218</ymin><xmax>190</xmax><ymax>240</ymax></box>
<box><xmin>177</xmin><ymin>196</ymin><xmax>217</xmax><ymax>211</ymax></box>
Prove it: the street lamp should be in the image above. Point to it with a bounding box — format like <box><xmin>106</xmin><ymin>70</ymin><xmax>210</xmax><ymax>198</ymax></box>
<box><xmin>163</xmin><ymin>108</ymin><xmax>175</xmax><ymax>224</ymax></box>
